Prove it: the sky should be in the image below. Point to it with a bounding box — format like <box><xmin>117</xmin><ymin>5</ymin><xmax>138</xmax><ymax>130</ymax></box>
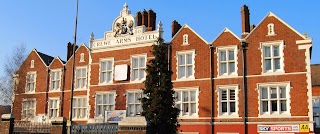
<box><xmin>0</xmin><ymin>0</ymin><xmax>319</xmax><ymax>77</ymax></box>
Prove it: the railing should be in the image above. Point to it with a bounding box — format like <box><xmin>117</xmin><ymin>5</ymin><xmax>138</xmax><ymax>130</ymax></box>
<box><xmin>71</xmin><ymin>123</ymin><xmax>118</xmax><ymax>134</ymax></box>
<box><xmin>13</xmin><ymin>121</ymin><xmax>51</xmax><ymax>134</ymax></box>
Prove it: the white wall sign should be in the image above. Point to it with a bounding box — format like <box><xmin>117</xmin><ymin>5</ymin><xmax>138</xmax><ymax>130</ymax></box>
<box><xmin>115</xmin><ymin>64</ymin><xmax>128</xmax><ymax>81</ymax></box>
<box><xmin>257</xmin><ymin>125</ymin><xmax>299</xmax><ymax>133</ymax></box>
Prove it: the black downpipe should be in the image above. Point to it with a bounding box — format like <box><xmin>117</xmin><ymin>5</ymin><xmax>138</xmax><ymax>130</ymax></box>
<box><xmin>209</xmin><ymin>45</ymin><xmax>214</xmax><ymax>134</ymax></box>
<box><xmin>45</xmin><ymin>67</ymin><xmax>50</xmax><ymax>114</ymax></box>
<box><xmin>241</xmin><ymin>41</ymin><xmax>248</xmax><ymax>134</ymax></box>
<box><xmin>60</xmin><ymin>66</ymin><xmax>66</xmax><ymax>117</ymax></box>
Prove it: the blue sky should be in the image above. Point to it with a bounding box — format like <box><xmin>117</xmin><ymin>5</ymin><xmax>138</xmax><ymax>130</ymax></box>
<box><xmin>0</xmin><ymin>0</ymin><xmax>319</xmax><ymax>76</ymax></box>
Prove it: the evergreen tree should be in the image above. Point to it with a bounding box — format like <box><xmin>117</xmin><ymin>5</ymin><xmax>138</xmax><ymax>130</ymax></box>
<box><xmin>142</xmin><ymin>38</ymin><xmax>180</xmax><ymax>134</ymax></box>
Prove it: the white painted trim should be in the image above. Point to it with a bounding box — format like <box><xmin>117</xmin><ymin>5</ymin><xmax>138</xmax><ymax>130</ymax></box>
<box><xmin>91</xmin><ymin>41</ymin><xmax>155</xmax><ymax>53</ymax></box>
<box><xmin>65</xmin><ymin>43</ymin><xmax>90</xmax><ymax>64</ymax></box>
<box><xmin>79</xmin><ymin>53</ymin><xmax>85</xmax><ymax>63</ymax></box>
<box><xmin>94</xmin><ymin>91</ymin><xmax>116</xmax><ymax>118</ymax></box>
<box><xmin>170</xmin><ymin>24</ymin><xmax>209</xmax><ymax>44</ymax></box>
<box><xmin>21</xmin><ymin>98</ymin><xmax>36</xmax><ymax>121</ymax></box>
<box><xmin>260</xmin><ymin>40</ymin><xmax>285</xmax><ymax>74</ymax></box>
<box><xmin>47</xmin><ymin>97</ymin><xmax>60</xmax><ymax>119</ymax></box>
<box><xmin>267</xmin><ymin>23</ymin><xmax>276</xmax><ymax>36</ymax></box>
<box><xmin>126</xmin><ymin>89</ymin><xmax>143</xmax><ymax>117</ymax></box>
<box><xmin>30</xmin><ymin>60</ymin><xmax>34</xmax><ymax>68</ymax></box>
<box><xmin>176</xmin><ymin>49</ymin><xmax>196</xmax><ymax>80</ymax></box>
<box><xmin>49</xmin><ymin>69</ymin><xmax>63</xmax><ymax>92</ymax></box>
<box><xmin>296</xmin><ymin>39</ymin><xmax>312</xmax><ymax>45</ymax></box>
<box><xmin>72</xmin><ymin>96</ymin><xmax>88</xmax><ymax>120</ymax></box>
<box><xmin>174</xmin><ymin>87</ymin><xmax>199</xmax><ymax>118</ymax></box>
<box><xmin>25</xmin><ymin>71</ymin><xmax>37</xmax><ymax>93</ymax></box>
<box><xmin>216</xmin><ymin>45</ymin><xmax>238</xmax><ymax>78</ymax></box>
<box><xmin>99</xmin><ymin>57</ymin><xmax>114</xmax><ymax>85</ymax></box>
<box><xmin>245</xmin><ymin>12</ymin><xmax>307</xmax><ymax>40</ymax></box>
<box><xmin>182</xmin><ymin>34</ymin><xmax>189</xmax><ymax>45</ymax></box>
<box><xmin>48</xmin><ymin>56</ymin><xmax>65</xmax><ymax>67</ymax></box>
<box><xmin>74</xmin><ymin>66</ymin><xmax>88</xmax><ymax>90</ymax></box>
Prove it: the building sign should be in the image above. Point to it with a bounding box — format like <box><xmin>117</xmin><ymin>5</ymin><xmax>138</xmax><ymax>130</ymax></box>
<box><xmin>105</xmin><ymin>110</ymin><xmax>126</xmax><ymax>123</ymax></box>
<box><xmin>299</xmin><ymin>124</ymin><xmax>309</xmax><ymax>132</ymax></box>
<box><xmin>258</xmin><ymin>125</ymin><xmax>300</xmax><ymax>133</ymax></box>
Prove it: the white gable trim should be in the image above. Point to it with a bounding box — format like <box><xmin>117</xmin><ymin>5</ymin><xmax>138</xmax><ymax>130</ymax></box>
<box><xmin>65</xmin><ymin>43</ymin><xmax>89</xmax><ymax>64</ymax></box>
<box><xmin>170</xmin><ymin>24</ymin><xmax>208</xmax><ymax>44</ymax></box>
<box><xmin>211</xmin><ymin>27</ymin><xmax>240</xmax><ymax>44</ymax></box>
<box><xmin>48</xmin><ymin>57</ymin><xmax>65</xmax><ymax>67</ymax></box>
<box><xmin>245</xmin><ymin>12</ymin><xmax>307</xmax><ymax>40</ymax></box>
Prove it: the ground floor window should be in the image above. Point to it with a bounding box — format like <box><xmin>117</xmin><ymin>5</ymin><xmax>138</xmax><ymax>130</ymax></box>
<box><xmin>22</xmin><ymin>99</ymin><xmax>36</xmax><ymax>120</ymax></box>
<box><xmin>175</xmin><ymin>88</ymin><xmax>198</xmax><ymax>117</ymax></box>
<box><xmin>127</xmin><ymin>91</ymin><xmax>142</xmax><ymax>117</ymax></box>
<box><xmin>95</xmin><ymin>92</ymin><xmax>115</xmax><ymax>117</ymax></box>
<box><xmin>48</xmin><ymin>98</ymin><xmax>59</xmax><ymax>118</ymax></box>
<box><xmin>72</xmin><ymin>97</ymin><xmax>87</xmax><ymax>119</ymax></box>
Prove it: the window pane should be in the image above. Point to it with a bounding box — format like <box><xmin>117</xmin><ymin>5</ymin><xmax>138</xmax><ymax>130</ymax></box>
<box><xmin>136</xmin><ymin>93</ymin><xmax>141</xmax><ymax>103</ymax></box>
<box><xmin>136</xmin><ymin>105</ymin><xmax>141</xmax><ymax>115</ymax></box>
<box><xmin>183</xmin><ymin>91</ymin><xmax>188</xmax><ymax>102</ymax></box>
<box><xmin>221</xmin><ymin>90</ymin><xmax>227</xmax><ymax>100</ymax></box>
<box><xmin>103</xmin><ymin>94</ymin><xmax>108</xmax><ymax>104</ymax></box>
<box><xmin>183</xmin><ymin>103</ymin><xmax>188</xmax><ymax>115</ymax></box>
<box><xmin>176</xmin><ymin>104</ymin><xmax>181</xmax><ymax>110</ymax></box>
<box><xmin>281</xmin><ymin>100</ymin><xmax>287</xmax><ymax>111</ymax></box>
<box><xmin>220</xmin><ymin>63</ymin><xmax>227</xmax><ymax>74</ymax></box>
<box><xmin>274</xmin><ymin>58</ymin><xmax>280</xmax><ymax>70</ymax></box>
<box><xmin>229</xmin><ymin>62</ymin><xmax>235</xmax><ymax>73</ymax></box>
<box><xmin>176</xmin><ymin>92</ymin><xmax>181</xmax><ymax>101</ymax></box>
<box><xmin>187</xmin><ymin>54</ymin><xmax>192</xmax><ymax>64</ymax></box>
<box><xmin>274</xmin><ymin>46</ymin><xmax>279</xmax><ymax>56</ymax></box>
<box><xmin>262</xmin><ymin>101</ymin><xmax>268</xmax><ymax>112</ymax></box>
<box><xmin>230</xmin><ymin>102</ymin><xmax>235</xmax><ymax>112</ymax></box>
<box><xmin>107</xmin><ymin>72</ymin><xmax>112</xmax><ymax>82</ymax></box>
<box><xmin>178</xmin><ymin>55</ymin><xmax>185</xmax><ymax>65</ymax></box>
<box><xmin>191</xmin><ymin>103</ymin><xmax>196</xmax><ymax>114</ymax></box>
<box><xmin>101</xmin><ymin>62</ymin><xmax>106</xmax><ymax>71</ymax></box>
<box><xmin>264</xmin><ymin>46</ymin><xmax>271</xmax><ymax>57</ymax></box>
<box><xmin>230</xmin><ymin>90</ymin><xmax>235</xmax><ymax>100</ymax></box>
<box><xmin>229</xmin><ymin>50</ymin><xmax>234</xmax><ymax>60</ymax></box>
<box><xmin>128</xmin><ymin>93</ymin><xmax>134</xmax><ymax>103</ymax></box>
<box><xmin>129</xmin><ymin>105</ymin><xmax>134</xmax><ymax>116</ymax></box>
<box><xmin>109</xmin><ymin>94</ymin><xmax>114</xmax><ymax>104</ymax></box>
<box><xmin>140</xmin><ymin>57</ymin><xmax>145</xmax><ymax>67</ymax></box>
<box><xmin>179</xmin><ymin>66</ymin><xmax>185</xmax><ymax>78</ymax></box>
<box><xmin>190</xmin><ymin>91</ymin><xmax>196</xmax><ymax>101</ymax></box>
<box><xmin>270</xmin><ymin>88</ymin><xmax>277</xmax><ymax>98</ymax></box>
<box><xmin>222</xmin><ymin>102</ymin><xmax>227</xmax><ymax>112</ymax></box>
<box><xmin>139</xmin><ymin>69</ymin><xmax>145</xmax><ymax>80</ymax></box>
<box><xmin>220</xmin><ymin>51</ymin><xmax>226</xmax><ymax>61</ymax></box>
<box><xmin>261</xmin><ymin>88</ymin><xmax>268</xmax><ymax>99</ymax></box>
<box><xmin>187</xmin><ymin>66</ymin><xmax>193</xmax><ymax>77</ymax></box>
<box><xmin>265</xmin><ymin>59</ymin><xmax>271</xmax><ymax>71</ymax></box>
<box><xmin>133</xmin><ymin>58</ymin><xmax>138</xmax><ymax>68</ymax></box>
<box><xmin>82</xmin><ymin>69</ymin><xmax>86</xmax><ymax>77</ymax></box>
<box><xmin>107</xmin><ymin>61</ymin><xmax>112</xmax><ymax>70</ymax></box>
<box><xmin>271</xmin><ymin>100</ymin><xmax>277</xmax><ymax>112</ymax></box>
<box><xmin>133</xmin><ymin>70</ymin><xmax>138</xmax><ymax>80</ymax></box>
<box><xmin>280</xmin><ymin>87</ymin><xmax>286</xmax><ymax>98</ymax></box>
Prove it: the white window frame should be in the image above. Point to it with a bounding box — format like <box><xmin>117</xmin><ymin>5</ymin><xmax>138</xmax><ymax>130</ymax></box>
<box><xmin>182</xmin><ymin>34</ymin><xmax>189</xmax><ymax>45</ymax></box>
<box><xmin>174</xmin><ymin>87</ymin><xmax>199</xmax><ymax>118</ymax></box>
<box><xmin>313</xmin><ymin>97</ymin><xmax>320</xmax><ymax>128</ymax></box>
<box><xmin>260</xmin><ymin>40</ymin><xmax>284</xmax><ymax>74</ymax></box>
<box><xmin>50</xmin><ymin>69</ymin><xmax>62</xmax><ymax>91</ymax></box>
<box><xmin>126</xmin><ymin>90</ymin><xmax>143</xmax><ymax>117</ymax></box>
<box><xmin>95</xmin><ymin>91</ymin><xmax>116</xmax><ymax>118</ymax></box>
<box><xmin>216</xmin><ymin>46</ymin><xmax>238</xmax><ymax>77</ymax></box>
<box><xmin>176</xmin><ymin>50</ymin><xmax>195</xmax><ymax>80</ymax></box>
<box><xmin>267</xmin><ymin>23</ymin><xmax>276</xmax><ymax>36</ymax></box>
<box><xmin>30</xmin><ymin>60</ymin><xmax>34</xmax><ymax>68</ymax></box>
<box><xmin>80</xmin><ymin>53</ymin><xmax>84</xmax><ymax>62</ymax></box>
<box><xmin>258</xmin><ymin>82</ymin><xmax>291</xmax><ymax>118</ymax></box>
<box><xmin>130</xmin><ymin>54</ymin><xmax>147</xmax><ymax>82</ymax></box>
<box><xmin>48</xmin><ymin>98</ymin><xmax>60</xmax><ymax>119</ymax></box>
<box><xmin>22</xmin><ymin>98</ymin><xmax>36</xmax><ymax>120</ymax></box>
<box><xmin>72</xmin><ymin>96</ymin><xmax>88</xmax><ymax>120</ymax></box>
<box><xmin>75</xmin><ymin>67</ymin><xmax>87</xmax><ymax>89</ymax></box>
<box><xmin>217</xmin><ymin>85</ymin><xmax>239</xmax><ymax>118</ymax></box>
<box><xmin>25</xmin><ymin>72</ymin><xmax>36</xmax><ymax>93</ymax></box>
<box><xmin>99</xmin><ymin>58</ymin><xmax>114</xmax><ymax>84</ymax></box>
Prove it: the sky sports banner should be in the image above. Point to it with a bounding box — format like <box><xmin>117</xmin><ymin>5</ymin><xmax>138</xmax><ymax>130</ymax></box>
<box><xmin>258</xmin><ymin>125</ymin><xmax>300</xmax><ymax>133</ymax></box>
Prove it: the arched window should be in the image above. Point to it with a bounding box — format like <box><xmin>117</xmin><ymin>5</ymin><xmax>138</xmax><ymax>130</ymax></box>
<box><xmin>183</xmin><ymin>34</ymin><xmax>189</xmax><ymax>45</ymax></box>
<box><xmin>80</xmin><ymin>53</ymin><xmax>84</xmax><ymax>62</ymax></box>
<box><xmin>267</xmin><ymin>23</ymin><xmax>275</xmax><ymax>35</ymax></box>
<box><xmin>30</xmin><ymin>60</ymin><xmax>34</xmax><ymax>68</ymax></box>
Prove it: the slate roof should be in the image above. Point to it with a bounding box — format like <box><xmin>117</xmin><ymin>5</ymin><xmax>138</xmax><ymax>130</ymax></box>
<box><xmin>311</xmin><ymin>64</ymin><xmax>320</xmax><ymax>86</ymax></box>
<box><xmin>37</xmin><ymin>51</ymin><xmax>54</xmax><ymax>66</ymax></box>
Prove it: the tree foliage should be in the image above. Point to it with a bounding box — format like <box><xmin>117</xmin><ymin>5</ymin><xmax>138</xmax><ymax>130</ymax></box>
<box><xmin>142</xmin><ymin>38</ymin><xmax>179</xmax><ymax>134</ymax></box>
<box><xmin>0</xmin><ymin>44</ymin><xmax>27</xmax><ymax>105</ymax></box>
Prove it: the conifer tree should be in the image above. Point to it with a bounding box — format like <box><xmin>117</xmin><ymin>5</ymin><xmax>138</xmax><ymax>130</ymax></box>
<box><xmin>142</xmin><ymin>38</ymin><xmax>180</xmax><ymax>134</ymax></box>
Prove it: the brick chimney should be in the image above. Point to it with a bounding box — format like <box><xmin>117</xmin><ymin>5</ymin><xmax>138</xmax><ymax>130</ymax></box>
<box><xmin>172</xmin><ymin>20</ymin><xmax>182</xmax><ymax>37</ymax></box>
<box><xmin>241</xmin><ymin>5</ymin><xmax>250</xmax><ymax>38</ymax></box>
<box><xmin>136</xmin><ymin>11</ymin><xmax>142</xmax><ymax>26</ymax></box>
<box><xmin>148</xmin><ymin>9</ymin><xmax>156</xmax><ymax>31</ymax></box>
<box><xmin>142</xmin><ymin>10</ymin><xmax>148</xmax><ymax>27</ymax></box>
<box><xmin>67</xmin><ymin>42</ymin><xmax>78</xmax><ymax>61</ymax></box>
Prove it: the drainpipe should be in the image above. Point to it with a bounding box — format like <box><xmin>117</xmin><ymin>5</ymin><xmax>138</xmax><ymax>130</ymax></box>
<box><xmin>241</xmin><ymin>40</ymin><xmax>248</xmax><ymax>134</ymax></box>
<box><xmin>61</xmin><ymin>66</ymin><xmax>66</xmax><ymax>117</ymax></box>
<box><xmin>45</xmin><ymin>67</ymin><xmax>50</xmax><ymax>115</ymax></box>
<box><xmin>209</xmin><ymin>45</ymin><xmax>214</xmax><ymax>134</ymax></box>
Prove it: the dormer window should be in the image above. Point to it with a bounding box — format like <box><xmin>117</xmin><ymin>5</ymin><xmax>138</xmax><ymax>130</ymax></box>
<box><xmin>80</xmin><ymin>53</ymin><xmax>84</xmax><ymax>62</ymax></box>
<box><xmin>30</xmin><ymin>60</ymin><xmax>34</xmax><ymax>68</ymax></box>
<box><xmin>267</xmin><ymin>23</ymin><xmax>275</xmax><ymax>36</ymax></box>
<box><xmin>183</xmin><ymin>34</ymin><xmax>189</xmax><ymax>45</ymax></box>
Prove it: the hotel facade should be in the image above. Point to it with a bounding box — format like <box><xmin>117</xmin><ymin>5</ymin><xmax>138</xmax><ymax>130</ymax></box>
<box><xmin>12</xmin><ymin>4</ymin><xmax>314</xmax><ymax>134</ymax></box>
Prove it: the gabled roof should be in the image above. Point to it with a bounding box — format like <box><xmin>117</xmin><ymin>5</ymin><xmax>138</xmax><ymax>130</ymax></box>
<box><xmin>170</xmin><ymin>24</ymin><xmax>208</xmax><ymax>44</ymax></box>
<box><xmin>211</xmin><ymin>27</ymin><xmax>240</xmax><ymax>44</ymax></box>
<box><xmin>245</xmin><ymin>12</ymin><xmax>307</xmax><ymax>40</ymax></box>
<box><xmin>48</xmin><ymin>56</ymin><xmax>66</xmax><ymax>67</ymax></box>
<box><xmin>36</xmin><ymin>51</ymin><xmax>54</xmax><ymax>66</ymax></box>
<box><xmin>65</xmin><ymin>43</ymin><xmax>89</xmax><ymax>64</ymax></box>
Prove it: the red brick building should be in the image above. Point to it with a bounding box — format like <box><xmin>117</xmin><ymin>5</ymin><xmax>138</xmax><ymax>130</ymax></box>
<box><xmin>12</xmin><ymin>4</ymin><xmax>314</xmax><ymax>134</ymax></box>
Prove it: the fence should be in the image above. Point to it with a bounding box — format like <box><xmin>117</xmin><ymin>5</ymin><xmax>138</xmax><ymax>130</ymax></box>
<box><xmin>71</xmin><ymin>123</ymin><xmax>118</xmax><ymax>134</ymax></box>
<box><xmin>13</xmin><ymin>121</ymin><xmax>51</xmax><ymax>134</ymax></box>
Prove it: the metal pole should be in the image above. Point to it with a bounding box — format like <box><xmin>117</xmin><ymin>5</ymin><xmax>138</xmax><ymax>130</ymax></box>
<box><xmin>209</xmin><ymin>45</ymin><xmax>214</xmax><ymax>134</ymax></box>
<box><xmin>69</xmin><ymin>0</ymin><xmax>79</xmax><ymax>133</ymax></box>
<box><xmin>241</xmin><ymin>40</ymin><xmax>248</xmax><ymax>134</ymax></box>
